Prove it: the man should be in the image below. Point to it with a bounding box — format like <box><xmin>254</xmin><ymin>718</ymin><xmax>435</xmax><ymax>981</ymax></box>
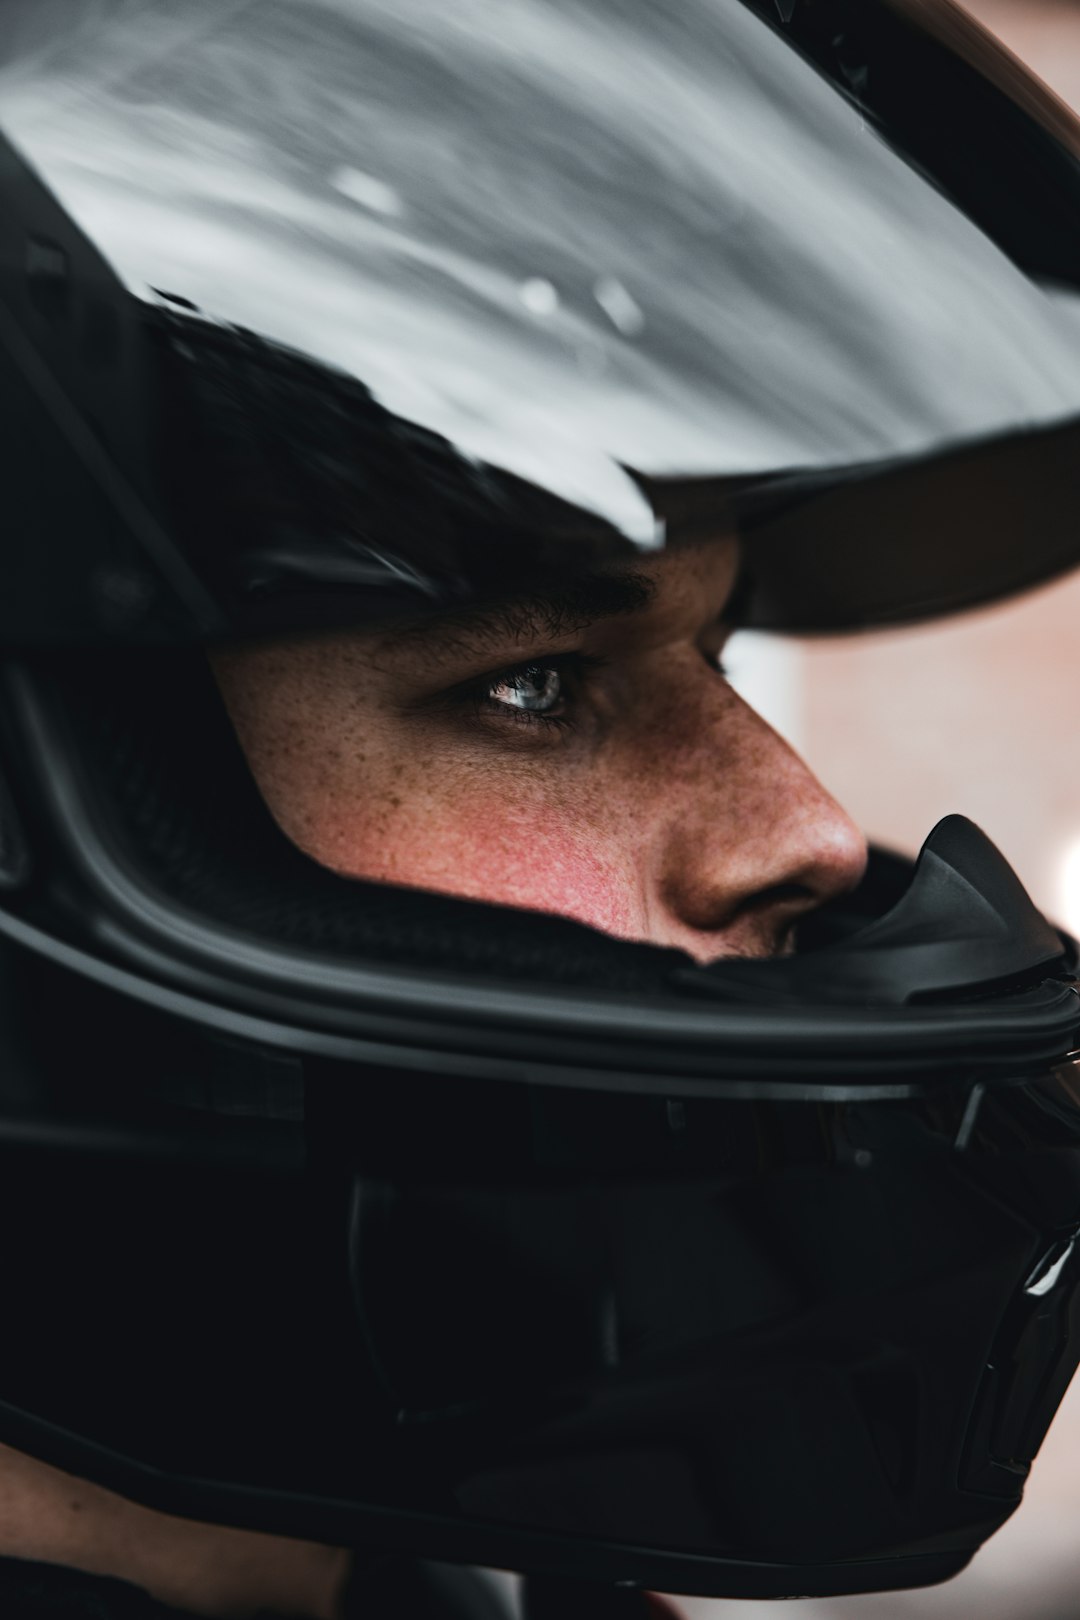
<box><xmin>4</xmin><ymin>1</ymin><xmax>1080</xmax><ymax>1617</ymax></box>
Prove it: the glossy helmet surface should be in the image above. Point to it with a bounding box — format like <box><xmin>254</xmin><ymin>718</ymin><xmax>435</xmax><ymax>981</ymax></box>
<box><xmin>2</xmin><ymin>0</ymin><xmax>1080</xmax><ymax>1605</ymax></box>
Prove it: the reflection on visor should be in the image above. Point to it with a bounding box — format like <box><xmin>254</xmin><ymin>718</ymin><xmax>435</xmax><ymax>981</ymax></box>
<box><xmin>4</xmin><ymin>0</ymin><xmax>1080</xmax><ymax>641</ymax></box>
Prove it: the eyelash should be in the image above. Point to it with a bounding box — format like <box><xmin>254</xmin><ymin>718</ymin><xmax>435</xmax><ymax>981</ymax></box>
<box><xmin>472</xmin><ymin>652</ymin><xmax>600</xmax><ymax>730</ymax></box>
<box><xmin>467</xmin><ymin>646</ymin><xmax>729</xmax><ymax>732</ymax></box>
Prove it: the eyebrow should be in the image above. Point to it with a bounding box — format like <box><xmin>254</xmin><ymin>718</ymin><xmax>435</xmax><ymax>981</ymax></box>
<box><xmin>386</xmin><ymin>570</ymin><xmax>660</xmax><ymax>661</ymax></box>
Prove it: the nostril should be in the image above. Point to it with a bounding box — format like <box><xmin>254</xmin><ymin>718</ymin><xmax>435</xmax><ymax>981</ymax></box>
<box><xmin>729</xmin><ymin>882</ymin><xmax>818</xmax><ymax>957</ymax></box>
<box><xmin>735</xmin><ymin>881</ymin><xmax>815</xmax><ymax>915</ymax></box>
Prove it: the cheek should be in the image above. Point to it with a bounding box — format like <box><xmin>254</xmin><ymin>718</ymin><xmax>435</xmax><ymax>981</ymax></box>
<box><xmin>303</xmin><ymin>750</ymin><xmax>649</xmax><ymax>939</ymax></box>
<box><xmin>215</xmin><ymin>649</ymin><xmax>718</xmax><ymax>943</ymax></box>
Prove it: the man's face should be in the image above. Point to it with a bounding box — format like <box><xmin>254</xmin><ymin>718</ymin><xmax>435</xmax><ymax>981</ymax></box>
<box><xmin>211</xmin><ymin>537</ymin><xmax>867</xmax><ymax>960</ymax></box>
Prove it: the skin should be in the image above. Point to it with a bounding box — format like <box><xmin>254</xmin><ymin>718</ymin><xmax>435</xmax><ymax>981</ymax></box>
<box><xmin>0</xmin><ymin>1443</ymin><xmax>350</xmax><ymax>1618</ymax></box>
<box><xmin>0</xmin><ymin>538</ymin><xmax>865</xmax><ymax>1618</ymax></box>
<box><xmin>211</xmin><ymin>537</ymin><xmax>868</xmax><ymax>960</ymax></box>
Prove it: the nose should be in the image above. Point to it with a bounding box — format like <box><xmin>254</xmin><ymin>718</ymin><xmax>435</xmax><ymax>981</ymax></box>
<box><xmin>650</xmin><ymin>684</ymin><xmax>868</xmax><ymax>959</ymax></box>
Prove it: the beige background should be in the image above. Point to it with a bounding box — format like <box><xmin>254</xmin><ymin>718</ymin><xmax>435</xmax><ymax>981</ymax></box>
<box><xmin>691</xmin><ymin>4</ymin><xmax>1080</xmax><ymax>1616</ymax></box>
<box><xmin>801</xmin><ymin>567</ymin><xmax>1080</xmax><ymax>932</ymax></box>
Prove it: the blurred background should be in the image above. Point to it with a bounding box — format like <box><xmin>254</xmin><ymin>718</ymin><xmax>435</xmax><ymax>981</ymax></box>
<box><xmin>707</xmin><ymin>4</ymin><xmax>1080</xmax><ymax>1615</ymax></box>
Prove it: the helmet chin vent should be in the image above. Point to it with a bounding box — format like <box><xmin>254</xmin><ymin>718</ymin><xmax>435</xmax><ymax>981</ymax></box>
<box><xmin>838</xmin><ymin>813</ymin><xmax>1070</xmax><ymax>1003</ymax></box>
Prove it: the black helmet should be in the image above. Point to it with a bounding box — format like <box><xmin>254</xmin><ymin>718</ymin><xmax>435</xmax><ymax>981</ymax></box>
<box><xmin>3</xmin><ymin>0</ymin><xmax>1080</xmax><ymax>1608</ymax></box>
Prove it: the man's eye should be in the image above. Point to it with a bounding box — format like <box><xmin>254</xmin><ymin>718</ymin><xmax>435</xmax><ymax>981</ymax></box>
<box><xmin>486</xmin><ymin>663</ymin><xmax>564</xmax><ymax>715</ymax></box>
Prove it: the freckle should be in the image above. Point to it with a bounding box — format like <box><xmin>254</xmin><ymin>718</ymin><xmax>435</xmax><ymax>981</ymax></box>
<box><xmin>389</xmin><ymin>795</ymin><xmax>401</xmax><ymax>809</ymax></box>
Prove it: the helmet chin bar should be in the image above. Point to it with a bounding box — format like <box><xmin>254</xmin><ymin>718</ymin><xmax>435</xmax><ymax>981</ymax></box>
<box><xmin>0</xmin><ymin>887</ymin><xmax>1074</xmax><ymax>1601</ymax></box>
<box><xmin>0</xmin><ymin>993</ymin><xmax>1077</xmax><ymax>1600</ymax></box>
